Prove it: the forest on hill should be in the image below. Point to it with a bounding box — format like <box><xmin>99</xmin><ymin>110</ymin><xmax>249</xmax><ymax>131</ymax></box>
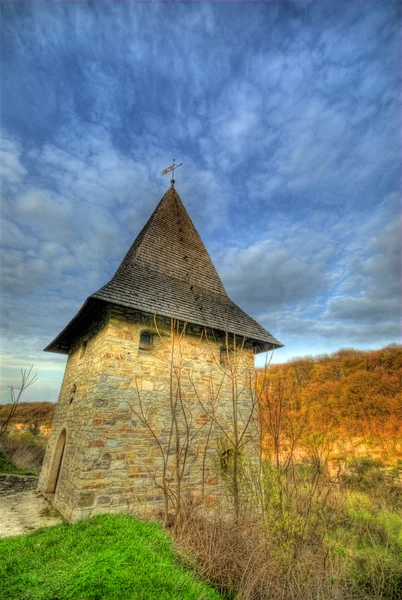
<box><xmin>0</xmin><ymin>402</ymin><xmax>55</xmax><ymax>430</ymax></box>
<box><xmin>258</xmin><ymin>343</ymin><xmax>402</xmax><ymax>468</ymax></box>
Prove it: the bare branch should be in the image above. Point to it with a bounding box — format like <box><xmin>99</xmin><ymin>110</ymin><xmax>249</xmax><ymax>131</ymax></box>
<box><xmin>0</xmin><ymin>366</ymin><xmax>38</xmax><ymax>440</ymax></box>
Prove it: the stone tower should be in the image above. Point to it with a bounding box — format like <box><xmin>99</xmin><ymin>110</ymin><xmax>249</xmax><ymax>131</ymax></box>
<box><xmin>38</xmin><ymin>187</ymin><xmax>282</xmax><ymax>522</ymax></box>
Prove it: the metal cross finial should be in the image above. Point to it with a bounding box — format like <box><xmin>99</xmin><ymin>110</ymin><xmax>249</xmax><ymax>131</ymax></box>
<box><xmin>161</xmin><ymin>159</ymin><xmax>183</xmax><ymax>189</ymax></box>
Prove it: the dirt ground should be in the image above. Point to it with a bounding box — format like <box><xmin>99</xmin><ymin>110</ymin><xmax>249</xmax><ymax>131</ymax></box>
<box><xmin>0</xmin><ymin>490</ymin><xmax>62</xmax><ymax>538</ymax></box>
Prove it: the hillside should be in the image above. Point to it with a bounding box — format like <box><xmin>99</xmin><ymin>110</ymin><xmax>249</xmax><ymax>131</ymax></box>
<box><xmin>0</xmin><ymin>403</ymin><xmax>55</xmax><ymax>474</ymax></box>
<box><xmin>0</xmin><ymin>402</ymin><xmax>55</xmax><ymax>431</ymax></box>
<box><xmin>1</xmin><ymin>347</ymin><xmax>401</xmax><ymax>599</ymax></box>
<box><xmin>258</xmin><ymin>343</ymin><xmax>402</xmax><ymax>467</ymax></box>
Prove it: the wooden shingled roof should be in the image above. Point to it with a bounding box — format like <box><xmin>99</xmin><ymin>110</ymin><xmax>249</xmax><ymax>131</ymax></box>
<box><xmin>45</xmin><ymin>188</ymin><xmax>283</xmax><ymax>354</ymax></box>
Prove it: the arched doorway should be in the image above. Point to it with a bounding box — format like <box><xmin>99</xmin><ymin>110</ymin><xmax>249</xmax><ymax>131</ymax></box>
<box><xmin>46</xmin><ymin>429</ymin><xmax>67</xmax><ymax>494</ymax></box>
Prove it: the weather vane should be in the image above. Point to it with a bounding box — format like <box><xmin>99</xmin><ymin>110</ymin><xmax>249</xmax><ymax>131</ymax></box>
<box><xmin>161</xmin><ymin>159</ymin><xmax>183</xmax><ymax>189</ymax></box>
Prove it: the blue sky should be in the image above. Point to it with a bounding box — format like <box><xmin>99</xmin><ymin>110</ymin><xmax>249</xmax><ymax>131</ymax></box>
<box><xmin>0</xmin><ymin>0</ymin><xmax>400</xmax><ymax>403</ymax></box>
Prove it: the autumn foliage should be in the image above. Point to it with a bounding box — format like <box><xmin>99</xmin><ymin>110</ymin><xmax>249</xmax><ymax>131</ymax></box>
<box><xmin>257</xmin><ymin>344</ymin><xmax>402</xmax><ymax>468</ymax></box>
<box><xmin>0</xmin><ymin>402</ymin><xmax>55</xmax><ymax>430</ymax></box>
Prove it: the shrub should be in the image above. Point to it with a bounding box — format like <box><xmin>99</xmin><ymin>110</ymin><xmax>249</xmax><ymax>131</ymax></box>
<box><xmin>0</xmin><ymin>433</ymin><xmax>46</xmax><ymax>474</ymax></box>
<box><xmin>343</xmin><ymin>457</ymin><xmax>402</xmax><ymax>511</ymax></box>
<box><xmin>173</xmin><ymin>453</ymin><xmax>402</xmax><ymax>600</ymax></box>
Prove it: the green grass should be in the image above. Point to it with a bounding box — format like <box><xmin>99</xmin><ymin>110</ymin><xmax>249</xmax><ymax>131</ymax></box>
<box><xmin>0</xmin><ymin>514</ymin><xmax>221</xmax><ymax>600</ymax></box>
<box><xmin>329</xmin><ymin>492</ymin><xmax>402</xmax><ymax>598</ymax></box>
<box><xmin>0</xmin><ymin>449</ymin><xmax>36</xmax><ymax>476</ymax></box>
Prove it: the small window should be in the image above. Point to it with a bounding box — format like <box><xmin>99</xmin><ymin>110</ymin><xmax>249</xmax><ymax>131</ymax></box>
<box><xmin>139</xmin><ymin>331</ymin><xmax>154</xmax><ymax>351</ymax></box>
<box><xmin>69</xmin><ymin>384</ymin><xmax>77</xmax><ymax>404</ymax></box>
<box><xmin>80</xmin><ymin>341</ymin><xmax>88</xmax><ymax>359</ymax></box>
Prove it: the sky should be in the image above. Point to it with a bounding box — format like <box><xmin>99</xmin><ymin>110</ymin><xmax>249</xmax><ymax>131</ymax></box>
<box><xmin>0</xmin><ymin>0</ymin><xmax>400</xmax><ymax>404</ymax></box>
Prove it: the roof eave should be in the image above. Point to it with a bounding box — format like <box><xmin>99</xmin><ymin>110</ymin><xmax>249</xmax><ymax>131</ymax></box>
<box><xmin>43</xmin><ymin>298</ymin><xmax>100</xmax><ymax>354</ymax></box>
<box><xmin>89</xmin><ymin>294</ymin><xmax>283</xmax><ymax>352</ymax></box>
<box><xmin>44</xmin><ymin>296</ymin><xmax>284</xmax><ymax>356</ymax></box>
<box><xmin>253</xmin><ymin>340</ymin><xmax>284</xmax><ymax>355</ymax></box>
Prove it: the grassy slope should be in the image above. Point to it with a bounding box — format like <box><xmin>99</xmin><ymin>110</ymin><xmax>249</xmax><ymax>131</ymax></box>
<box><xmin>0</xmin><ymin>514</ymin><xmax>221</xmax><ymax>600</ymax></box>
<box><xmin>0</xmin><ymin>449</ymin><xmax>36</xmax><ymax>476</ymax></box>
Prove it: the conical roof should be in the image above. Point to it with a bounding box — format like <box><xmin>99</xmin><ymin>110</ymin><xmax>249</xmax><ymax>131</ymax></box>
<box><xmin>110</xmin><ymin>188</ymin><xmax>227</xmax><ymax>296</ymax></box>
<box><xmin>45</xmin><ymin>188</ymin><xmax>283</xmax><ymax>354</ymax></box>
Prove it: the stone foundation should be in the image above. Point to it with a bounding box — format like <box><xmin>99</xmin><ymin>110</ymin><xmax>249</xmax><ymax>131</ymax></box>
<box><xmin>0</xmin><ymin>474</ymin><xmax>39</xmax><ymax>496</ymax></box>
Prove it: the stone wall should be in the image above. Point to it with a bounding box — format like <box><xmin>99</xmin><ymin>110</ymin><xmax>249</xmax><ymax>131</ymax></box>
<box><xmin>0</xmin><ymin>474</ymin><xmax>39</xmax><ymax>496</ymax></box>
<box><xmin>39</xmin><ymin>306</ymin><xmax>257</xmax><ymax>522</ymax></box>
<box><xmin>38</xmin><ymin>304</ymin><xmax>112</xmax><ymax>519</ymax></box>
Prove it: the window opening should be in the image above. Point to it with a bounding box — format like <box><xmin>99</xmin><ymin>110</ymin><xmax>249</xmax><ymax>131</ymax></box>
<box><xmin>139</xmin><ymin>331</ymin><xmax>154</xmax><ymax>351</ymax></box>
<box><xmin>69</xmin><ymin>384</ymin><xmax>76</xmax><ymax>404</ymax></box>
<box><xmin>80</xmin><ymin>341</ymin><xmax>88</xmax><ymax>359</ymax></box>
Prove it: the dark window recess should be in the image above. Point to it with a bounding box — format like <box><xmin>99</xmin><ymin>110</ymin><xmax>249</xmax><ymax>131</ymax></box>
<box><xmin>139</xmin><ymin>331</ymin><xmax>154</xmax><ymax>350</ymax></box>
<box><xmin>69</xmin><ymin>384</ymin><xmax>77</xmax><ymax>404</ymax></box>
<box><xmin>220</xmin><ymin>448</ymin><xmax>234</xmax><ymax>472</ymax></box>
<box><xmin>80</xmin><ymin>341</ymin><xmax>88</xmax><ymax>359</ymax></box>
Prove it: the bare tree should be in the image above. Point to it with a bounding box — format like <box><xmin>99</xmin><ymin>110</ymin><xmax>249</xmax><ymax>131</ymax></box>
<box><xmin>127</xmin><ymin>316</ymin><xmax>262</xmax><ymax>526</ymax></box>
<box><xmin>128</xmin><ymin>317</ymin><xmax>214</xmax><ymax>528</ymax></box>
<box><xmin>0</xmin><ymin>366</ymin><xmax>38</xmax><ymax>440</ymax></box>
<box><xmin>190</xmin><ymin>332</ymin><xmax>259</xmax><ymax>522</ymax></box>
<box><xmin>255</xmin><ymin>362</ymin><xmax>349</xmax><ymax>562</ymax></box>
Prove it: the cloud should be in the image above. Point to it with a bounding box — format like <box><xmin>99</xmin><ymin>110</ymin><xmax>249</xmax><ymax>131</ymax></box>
<box><xmin>0</xmin><ymin>123</ymin><xmax>231</xmax><ymax>357</ymax></box>
<box><xmin>221</xmin><ymin>242</ymin><xmax>328</xmax><ymax>310</ymax></box>
<box><xmin>327</xmin><ymin>295</ymin><xmax>396</xmax><ymax>324</ymax></box>
<box><xmin>325</xmin><ymin>216</ymin><xmax>401</xmax><ymax>329</ymax></box>
<box><xmin>0</xmin><ymin>0</ymin><xmax>400</xmax><ymax>401</ymax></box>
<box><xmin>219</xmin><ymin>204</ymin><xmax>400</xmax><ymax>352</ymax></box>
<box><xmin>0</xmin><ymin>136</ymin><xmax>27</xmax><ymax>187</ymax></box>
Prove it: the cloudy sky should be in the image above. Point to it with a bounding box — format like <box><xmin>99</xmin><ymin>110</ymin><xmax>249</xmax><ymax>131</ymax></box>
<box><xmin>0</xmin><ymin>0</ymin><xmax>400</xmax><ymax>403</ymax></box>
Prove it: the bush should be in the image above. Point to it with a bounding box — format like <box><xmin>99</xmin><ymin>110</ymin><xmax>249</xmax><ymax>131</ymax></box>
<box><xmin>343</xmin><ymin>457</ymin><xmax>402</xmax><ymax>511</ymax></box>
<box><xmin>175</xmin><ymin>509</ymin><xmax>351</xmax><ymax>600</ymax></box>
<box><xmin>0</xmin><ymin>433</ymin><xmax>46</xmax><ymax>474</ymax></box>
<box><xmin>173</xmin><ymin>455</ymin><xmax>402</xmax><ymax>600</ymax></box>
<box><xmin>0</xmin><ymin>449</ymin><xmax>36</xmax><ymax>476</ymax></box>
